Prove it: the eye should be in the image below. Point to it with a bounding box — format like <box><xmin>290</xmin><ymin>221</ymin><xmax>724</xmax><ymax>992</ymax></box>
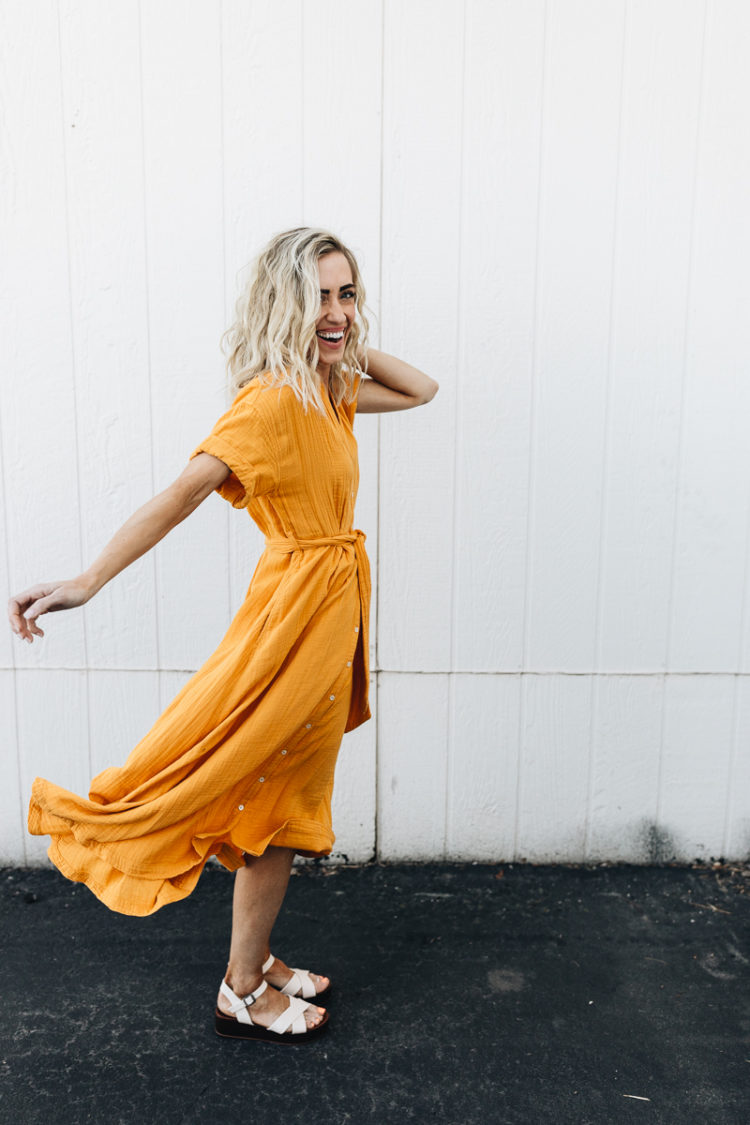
<box><xmin>341</xmin><ymin>290</ymin><xmax>356</xmax><ymax>301</ymax></box>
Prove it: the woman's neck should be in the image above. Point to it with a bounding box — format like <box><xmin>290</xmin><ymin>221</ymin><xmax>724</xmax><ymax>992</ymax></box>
<box><xmin>316</xmin><ymin>364</ymin><xmax>331</xmax><ymax>390</ymax></box>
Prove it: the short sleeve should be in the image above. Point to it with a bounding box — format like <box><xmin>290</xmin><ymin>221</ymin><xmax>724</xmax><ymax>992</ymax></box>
<box><xmin>189</xmin><ymin>385</ymin><xmax>278</xmax><ymax>509</ymax></box>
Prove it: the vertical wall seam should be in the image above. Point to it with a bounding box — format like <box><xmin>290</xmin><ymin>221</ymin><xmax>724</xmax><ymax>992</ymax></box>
<box><xmin>444</xmin><ymin>0</ymin><xmax>468</xmax><ymax>860</ymax></box>
<box><xmin>56</xmin><ymin>1</ymin><xmax>92</xmax><ymax>781</ymax></box>
<box><xmin>657</xmin><ymin>0</ymin><xmax>709</xmax><ymax>832</ymax></box>
<box><xmin>593</xmin><ymin>0</ymin><xmax>628</xmax><ymax>676</ymax></box>
<box><xmin>585</xmin><ymin>0</ymin><xmax>629</xmax><ymax>861</ymax></box>
<box><xmin>722</xmin><ymin>674</ymin><xmax>741</xmax><ymax>858</ymax></box>
<box><xmin>373</xmin><ymin>0</ymin><xmax>386</xmax><ymax>861</ymax></box>
<box><xmin>0</xmin><ymin>393</ymin><xmax>25</xmax><ymax>859</ymax></box>
<box><xmin>664</xmin><ymin>0</ymin><xmax>708</xmax><ymax>674</ymax></box>
<box><xmin>725</xmin><ymin>455</ymin><xmax>750</xmax><ymax>853</ymax></box>
<box><xmin>135</xmin><ymin>0</ymin><xmax>160</xmax><ymax>677</ymax></box>
<box><xmin>736</xmin><ymin>409</ymin><xmax>750</xmax><ymax>675</ymax></box>
<box><xmin>513</xmin><ymin>0</ymin><xmax>549</xmax><ymax>860</ymax></box>
<box><xmin>219</xmin><ymin>0</ymin><xmax>232</xmax><ymax>625</ymax></box>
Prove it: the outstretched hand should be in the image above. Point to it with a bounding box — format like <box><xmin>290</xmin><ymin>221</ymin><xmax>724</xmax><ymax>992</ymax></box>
<box><xmin>8</xmin><ymin>579</ymin><xmax>93</xmax><ymax>643</ymax></box>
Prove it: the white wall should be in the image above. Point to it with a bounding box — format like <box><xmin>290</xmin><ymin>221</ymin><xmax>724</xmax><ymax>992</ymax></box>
<box><xmin>2</xmin><ymin>0</ymin><xmax>749</xmax><ymax>867</ymax></box>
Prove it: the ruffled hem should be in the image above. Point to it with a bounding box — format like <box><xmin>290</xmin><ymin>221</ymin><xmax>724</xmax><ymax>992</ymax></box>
<box><xmin>30</xmin><ymin>798</ymin><xmax>336</xmax><ymax>917</ymax></box>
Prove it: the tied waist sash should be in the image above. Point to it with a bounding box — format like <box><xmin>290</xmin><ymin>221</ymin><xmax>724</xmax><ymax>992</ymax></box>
<box><xmin>264</xmin><ymin>530</ymin><xmax>372</xmax><ymax>730</ymax></box>
<box><xmin>264</xmin><ymin>530</ymin><xmax>367</xmax><ymax>555</ymax></box>
<box><xmin>264</xmin><ymin>529</ymin><xmax>371</xmax><ymax>642</ymax></box>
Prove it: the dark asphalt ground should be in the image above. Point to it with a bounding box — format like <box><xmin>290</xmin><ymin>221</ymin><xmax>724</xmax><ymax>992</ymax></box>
<box><xmin>1</xmin><ymin>859</ymin><xmax>749</xmax><ymax>1125</ymax></box>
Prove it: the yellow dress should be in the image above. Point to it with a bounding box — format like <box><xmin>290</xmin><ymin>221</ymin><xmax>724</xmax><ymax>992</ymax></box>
<box><xmin>27</xmin><ymin>374</ymin><xmax>371</xmax><ymax>916</ymax></box>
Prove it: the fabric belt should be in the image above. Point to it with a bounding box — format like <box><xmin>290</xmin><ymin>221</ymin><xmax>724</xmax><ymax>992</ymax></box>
<box><xmin>264</xmin><ymin>529</ymin><xmax>372</xmax><ymax>729</ymax></box>
<box><xmin>264</xmin><ymin>530</ymin><xmax>371</xmax><ymax>635</ymax></box>
<box><xmin>264</xmin><ymin>530</ymin><xmax>366</xmax><ymax>553</ymax></box>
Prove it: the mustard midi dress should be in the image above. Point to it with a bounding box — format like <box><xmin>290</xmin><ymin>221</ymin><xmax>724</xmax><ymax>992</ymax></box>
<box><xmin>27</xmin><ymin>375</ymin><xmax>371</xmax><ymax>917</ymax></box>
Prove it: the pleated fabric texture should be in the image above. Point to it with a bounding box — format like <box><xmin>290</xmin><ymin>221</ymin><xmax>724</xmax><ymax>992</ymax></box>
<box><xmin>28</xmin><ymin>374</ymin><xmax>371</xmax><ymax>916</ymax></box>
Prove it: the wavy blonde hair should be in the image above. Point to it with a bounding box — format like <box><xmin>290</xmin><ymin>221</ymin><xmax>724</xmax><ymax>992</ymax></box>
<box><xmin>222</xmin><ymin>227</ymin><xmax>370</xmax><ymax>413</ymax></box>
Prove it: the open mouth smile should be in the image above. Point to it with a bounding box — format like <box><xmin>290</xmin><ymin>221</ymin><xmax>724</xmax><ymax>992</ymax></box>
<box><xmin>317</xmin><ymin>329</ymin><xmax>346</xmax><ymax>346</ymax></box>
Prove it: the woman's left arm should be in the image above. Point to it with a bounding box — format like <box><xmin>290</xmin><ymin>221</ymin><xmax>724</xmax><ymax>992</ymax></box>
<box><xmin>355</xmin><ymin>348</ymin><xmax>439</xmax><ymax>413</ymax></box>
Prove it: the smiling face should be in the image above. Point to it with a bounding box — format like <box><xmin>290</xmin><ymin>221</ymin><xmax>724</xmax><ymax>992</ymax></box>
<box><xmin>315</xmin><ymin>251</ymin><xmax>357</xmax><ymax>378</ymax></box>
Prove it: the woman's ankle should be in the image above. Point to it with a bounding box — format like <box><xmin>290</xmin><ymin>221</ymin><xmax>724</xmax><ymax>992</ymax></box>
<box><xmin>225</xmin><ymin>965</ymin><xmax>264</xmax><ymax>995</ymax></box>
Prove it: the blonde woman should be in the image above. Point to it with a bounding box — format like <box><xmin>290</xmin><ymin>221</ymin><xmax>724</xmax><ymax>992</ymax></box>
<box><xmin>8</xmin><ymin>227</ymin><xmax>438</xmax><ymax>1044</ymax></box>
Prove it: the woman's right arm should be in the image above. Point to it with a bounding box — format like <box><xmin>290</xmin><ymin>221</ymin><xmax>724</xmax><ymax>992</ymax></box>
<box><xmin>7</xmin><ymin>452</ymin><xmax>230</xmax><ymax>643</ymax></box>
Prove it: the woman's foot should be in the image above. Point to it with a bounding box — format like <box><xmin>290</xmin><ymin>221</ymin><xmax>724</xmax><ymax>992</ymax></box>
<box><xmin>262</xmin><ymin>953</ymin><xmax>330</xmax><ymax>998</ymax></box>
<box><xmin>216</xmin><ymin>973</ymin><xmax>326</xmax><ymax>1031</ymax></box>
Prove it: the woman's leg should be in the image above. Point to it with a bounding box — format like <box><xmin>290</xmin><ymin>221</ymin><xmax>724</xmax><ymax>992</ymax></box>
<box><xmin>217</xmin><ymin>845</ymin><xmax>327</xmax><ymax>1029</ymax></box>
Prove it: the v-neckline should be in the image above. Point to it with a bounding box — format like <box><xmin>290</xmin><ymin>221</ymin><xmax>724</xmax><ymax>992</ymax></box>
<box><xmin>322</xmin><ymin>383</ymin><xmax>342</xmax><ymax>426</ymax></box>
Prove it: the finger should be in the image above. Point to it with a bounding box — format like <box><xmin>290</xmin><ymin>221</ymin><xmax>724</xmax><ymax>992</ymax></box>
<box><xmin>10</xmin><ymin>617</ymin><xmax>32</xmax><ymax>642</ymax></box>
<box><xmin>25</xmin><ymin>594</ymin><xmax>60</xmax><ymax>627</ymax></box>
<box><xmin>9</xmin><ymin>585</ymin><xmax>61</xmax><ymax>619</ymax></box>
<box><xmin>8</xmin><ymin>603</ymin><xmax>32</xmax><ymax>641</ymax></box>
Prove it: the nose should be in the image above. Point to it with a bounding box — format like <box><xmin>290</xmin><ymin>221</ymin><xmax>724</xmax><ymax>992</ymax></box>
<box><xmin>324</xmin><ymin>295</ymin><xmax>348</xmax><ymax>325</ymax></box>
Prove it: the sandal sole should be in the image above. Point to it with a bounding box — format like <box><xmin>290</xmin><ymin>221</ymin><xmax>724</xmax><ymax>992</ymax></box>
<box><xmin>214</xmin><ymin>1008</ymin><xmax>329</xmax><ymax>1044</ymax></box>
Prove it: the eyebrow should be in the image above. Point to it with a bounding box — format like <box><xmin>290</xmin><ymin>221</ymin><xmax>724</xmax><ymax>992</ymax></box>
<box><xmin>319</xmin><ymin>283</ymin><xmax>356</xmax><ymax>294</ymax></box>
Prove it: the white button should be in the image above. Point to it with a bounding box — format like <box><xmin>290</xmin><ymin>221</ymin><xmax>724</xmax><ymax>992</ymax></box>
<box><xmin>330</xmin><ymin>694</ymin><xmax>335</xmax><ymax>701</ymax></box>
<box><xmin>259</xmin><ymin>777</ymin><xmax>265</xmax><ymax>783</ymax></box>
<box><xmin>281</xmin><ymin>749</ymin><xmax>287</xmax><ymax>756</ymax></box>
<box><xmin>306</xmin><ymin>723</ymin><xmax>312</xmax><ymax>730</ymax></box>
<box><xmin>346</xmin><ymin>661</ymin><xmax>351</xmax><ymax>667</ymax></box>
<box><xmin>238</xmin><ymin>805</ymin><xmax>244</xmax><ymax>811</ymax></box>
<box><xmin>354</xmin><ymin>626</ymin><xmax>359</xmax><ymax>632</ymax></box>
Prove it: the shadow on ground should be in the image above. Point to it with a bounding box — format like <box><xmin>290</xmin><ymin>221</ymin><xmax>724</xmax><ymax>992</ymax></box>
<box><xmin>1</xmin><ymin>860</ymin><xmax>749</xmax><ymax>1124</ymax></box>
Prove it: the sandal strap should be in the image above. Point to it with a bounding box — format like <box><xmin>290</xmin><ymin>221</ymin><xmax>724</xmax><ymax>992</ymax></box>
<box><xmin>280</xmin><ymin>968</ymin><xmax>317</xmax><ymax>999</ymax></box>
<box><xmin>267</xmin><ymin>994</ymin><xmax>310</xmax><ymax>1036</ymax></box>
<box><xmin>261</xmin><ymin>953</ymin><xmax>275</xmax><ymax>974</ymax></box>
<box><xmin>219</xmin><ymin>978</ymin><xmax>268</xmax><ymax>1024</ymax></box>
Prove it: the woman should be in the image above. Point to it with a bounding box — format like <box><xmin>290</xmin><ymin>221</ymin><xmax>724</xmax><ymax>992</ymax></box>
<box><xmin>7</xmin><ymin>227</ymin><xmax>438</xmax><ymax>1044</ymax></box>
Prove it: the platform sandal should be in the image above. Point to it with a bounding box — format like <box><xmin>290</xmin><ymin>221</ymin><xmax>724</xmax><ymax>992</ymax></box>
<box><xmin>214</xmin><ymin>978</ymin><xmax>329</xmax><ymax>1044</ymax></box>
<box><xmin>262</xmin><ymin>952</ymin><xmax>332</xmax><ymax>1001</ymax></box>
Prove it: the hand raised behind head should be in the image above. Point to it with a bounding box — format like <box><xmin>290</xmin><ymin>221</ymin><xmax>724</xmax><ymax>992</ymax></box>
<box><xmin>8</xmin><ymin>579</ymin><xmax>93</xmax><ymax>643</ymax></box>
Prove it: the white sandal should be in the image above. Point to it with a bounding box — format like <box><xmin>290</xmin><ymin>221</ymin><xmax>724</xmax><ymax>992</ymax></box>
<box><xmin>214</xmin><ymin>978</ymin><xmax>329</xmax><ymax>1043</ymax></box>
<box><xmin>262</xmin><ymin>952</ymin><xmax>332</xmax><ymax>1000</ymax></box>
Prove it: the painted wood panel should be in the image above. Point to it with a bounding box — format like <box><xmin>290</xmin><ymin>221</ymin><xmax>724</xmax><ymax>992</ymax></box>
<box><xmin>598</xmin><ymin>0</ymin><xmax>704</xmax><ymax>671</ymax></box>
<box><xmin>524</xmin><ymin>1</ymin><xmax>623</xmax><ymax>672</ymax></box>
<box><xmin>140</xmin><ymin>0</ymin><xmax>232</xmax><ymax>670</ymax></box>
<box><xmin>88</xmin><ymin>669</ymin><xmax>161</xmax><ymax>778</ymax></box>
<box><xmin>659</xmin><ymin>673</ymin><xmax>736</xmax><ymax>860</ymax></box>
<box><xmin>452</xmin><ymin>0</ymin><xmax>545</xmax><ymax>673</ymax></box>
<box><xmin>377</xmin><ymin>0</ymin><xmax>464</xmax><ymax>672</ymax></box>
<box><xmin>668</xmin><ymin>1</ymin><xmax>750</xmax><ymax>672</ymax></box>
<box><xmin>585</xmin><ymin>673</ymin><xmax>664</xmax><ymax>861</ymax></box>
<box><xmin>57</xmin><ymin>0</ymin><xmax>157</xmax><ymax>669</ymax></box>
<box><xmin>726</xmin><ymin>676</ymin><xmax>750</xmax><ymax>859</ymax></box>
<box><xmin>515</xmin><ymin>673</ymin><xmax>593</xmax><ymax>862</ymax></box>
<box><xmin>0</xmin><ymin>0</ymin><xmax>86</xmax><ymax>671</ymax></box>
<box><xmin>16</xmin><ymin>670</ymin><xmax>90</xmax><ymax>864</ymax></box>
<box><xmin>377</xmin><ymin>672</ymin><xmax>449</xmax><ymax>860</ymax></box>
<box><xmin>445</xmin><ymin>674</ymin><xmax>522</xmax><ymax>861</ymax></box>
<box><xmin>0</xmin><ymin>672</ymin><xmax>24</xmax><ymax>864</ymax></box>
